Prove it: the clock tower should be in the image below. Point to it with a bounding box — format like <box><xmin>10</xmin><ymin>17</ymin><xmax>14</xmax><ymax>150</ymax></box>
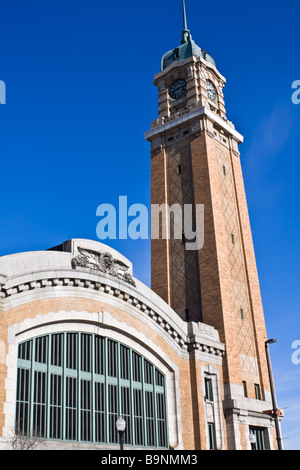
<box><xmin>145</xmin><ymin>0</ymin><xmax>279</xmax><ymax>449</ymax></box>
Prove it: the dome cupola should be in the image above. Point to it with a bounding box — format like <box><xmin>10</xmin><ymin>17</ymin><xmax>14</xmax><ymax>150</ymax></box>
<box><xmin>161</xmin><ymin>0</ymin><xmax>215</xmax><ymax>71</ymax></box>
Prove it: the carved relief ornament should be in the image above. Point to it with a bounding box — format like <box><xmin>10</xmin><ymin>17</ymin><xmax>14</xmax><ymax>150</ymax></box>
<box><xmin>71</xmin><ymin>247</ymin><xmax>136</xmax><ymax>287</ymax></box>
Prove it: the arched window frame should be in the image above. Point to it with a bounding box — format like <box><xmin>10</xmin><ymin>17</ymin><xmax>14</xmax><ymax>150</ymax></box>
<box><xmin>15</xmin><ymin>332</ymin><xmax>169</xmax><ymax>448</ymax></box>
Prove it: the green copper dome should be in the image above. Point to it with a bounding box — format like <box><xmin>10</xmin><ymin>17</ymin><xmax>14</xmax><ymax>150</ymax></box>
<box><xmin>161</xmin><ymin>33</ymin><xmax>215</xmax><ymax>71</ymax></box>
<box><xmin>161</xmin><ymin>1</ymin><xmax>215</xmax><ymax>71</ymax></box>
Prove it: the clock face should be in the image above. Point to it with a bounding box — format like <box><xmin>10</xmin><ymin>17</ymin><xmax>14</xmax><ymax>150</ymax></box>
<box><xmin>206</xmin><ymin>80</ymin><xmax>217</xmax><ymax>101</ymax></box>
<box><xmin>169</xmin><ymin>79</ymin><xmax>187</xmax><ymax>99</ymax></box>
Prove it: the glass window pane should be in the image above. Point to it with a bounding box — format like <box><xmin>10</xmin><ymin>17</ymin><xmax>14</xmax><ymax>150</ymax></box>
<box><xmin>33</xmin><ymin>371</ymin><xmax>46</xmax><ymax>437</ymax></box>
<box><xmin>132</xmin><ymin>352</ymin><xmax>141</xmax><ymax>382</ymax></box>
<box><xmin>144</xmin><ymin>360</ymin><xmax>153</xmax><ymax>384</ymax></box>
<box><xmin>18</xmin><ymin>342</ymin><xmax>31</xmax><ymax>361</ymax></box>
<box><xmin>107</xmin><ymin>340</ymin><xmax>117</xmax><ymax>378</ymax></box>
<box><xmin>81</xmin><ymin>380</ymin><xmax>91</xmax><ymax>441</ymax></box>
<box><xmin>108</xmin><ymin>384</ymin><xmax>118</xmax><ymax>443</ymax></box>
<box><xmin>208</xmin><ymin>422</ymin><xmax>216</xmax><ymax>450</ymax></box>
<box><xmin>66</xmin><ymin>333</ymin><xmax>77</xmax><ymax>370</ymax></box>
<box><xmin>81</xmin><ymin>334</ymin><xmax>91</xmax><ymax>372</ymax></box>
<box><xmin>121</xmin><ymin>386</ymin><xmax>131</xmax><ymax>444</ymax></box>
<box><xmin>66</xmin><ymin>377</ymin><xmax>77</xmax><ymax>441</ymax></box>
<box><xmin>133</xmin><ymin>389</ymin><xmax>143</xmax><ymax>446</ymax></box>
<box><xmin>51</xmin><ymin>334</ymin><xmax>63</xmax><ymax>367</ymax></box>
<box><xmin>35</xmin><ymin>336</ymin><xmax>47</xmax><ymax>364</ymax></box>
<box><xmin>95</xmin><ymin>382</ymin><xmax>105</xmax><ymax>443</ymax></box>
<box><xmin>120</xmin><ymin>345</ymin><xmax>130</xmax><ymax>380</ymax></box>
<box><xmin>157</xmin><ymin>393</ymin><xmax>167</xmax><ymax>448</ymax></box>
<box><xmin>50</xmin><ymin>374</ymin><xmax>62</xmax><ymax>439</ymax></box>
<box><xmin>145</xmin><ymin>391</ymin><xmax>155</xmax><ymax>446</ymax></box>
<box><xmin>15</xmin><ymin>368</ymin><xmax>30</xmax><ymax>435</ymax></box>
<box><xmin>205</xmin><ymin>378</ymin><xmax>213</xmax><ymax>401</ymax></box>
<box><xmin>95</xmin><ymin>336</ymin><xmax>105</xmax><ymax>375</ymax></box>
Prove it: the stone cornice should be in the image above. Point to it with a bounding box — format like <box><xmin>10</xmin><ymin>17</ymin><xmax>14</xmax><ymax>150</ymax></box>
<box><xmin>0</xmin><ymin>267</ymin><xmax>225</xmax><ymax>361</ymax></box>
<box><xmin>144</xmin><ymin>106</ymin><xmax>243</xmax><ymax>143</ymax></box>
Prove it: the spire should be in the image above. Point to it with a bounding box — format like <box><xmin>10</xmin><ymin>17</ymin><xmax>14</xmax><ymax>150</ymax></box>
<box><xmin>181</xmin><ymin>0</ymin><xmax>191</xmax><ymax>44</ymax></box>
<box><xmin>182</xmin><ymin>0</ymin><xmax>187</xmax><ymax>30</ymax></box>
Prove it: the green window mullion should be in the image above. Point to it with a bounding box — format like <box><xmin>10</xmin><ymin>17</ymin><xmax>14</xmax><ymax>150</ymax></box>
<box><xmin>141</xmin><ymin>357</ymin><xmax>146</xmax><ymax>447</ymax></box>
<box><xmin>152</xmin><ymin>364</ymin><xmax>158</xmax><ymax>448</ymax></box>
<box><xmin>29</xmin><ymin>338</ymin><xmax>35</xmax><ymax>436</ymax></box>
<box><xmin>62</xmin><ymin>332</ymin><xmax>67</xmax><ymax>441</ymax></box>
<box><xmin>163</xmin><ymin>375</ymin><xmax>169</xmax><ymax>448</ymax></box>
<box><xmin>78</xmin><ymin>333</ymin><xmax>81</xmax><ymax>442</ymax></box>
<box><xmin>46</xmin><ymin>333</ymin><xmax>52</xmax><ymax>439</ymax></box>
<box><xmin>91</xmin><ymin>333</ymin><xmax>95</xmax><ymax>443</ymax></box>
<box><xmin>129</xmin><ymin>349</ymin><xmax>134</xmax><ymax>446</ymax></box>
<box><xmin>117</xmin><ymin>342</ymin><xmax>121</xmax><ymax>417</ymax></box>
<box><xmin>104</xmin><ymin>337</ymin><xmax>109</xmax><ymax>444</ymax></box>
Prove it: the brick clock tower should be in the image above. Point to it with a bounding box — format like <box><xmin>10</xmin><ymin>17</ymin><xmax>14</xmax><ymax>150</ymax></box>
<box><xmin>145</xmin><ymin>1</ymin><xmax>279</xmax><ymax>449</ymax></box>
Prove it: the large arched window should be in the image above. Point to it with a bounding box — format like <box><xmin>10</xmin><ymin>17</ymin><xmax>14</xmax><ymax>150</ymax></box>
<box><xmin>15</xmin><ymin>332</ymin><xmax>168</xmax><ymax>448</ymax></box>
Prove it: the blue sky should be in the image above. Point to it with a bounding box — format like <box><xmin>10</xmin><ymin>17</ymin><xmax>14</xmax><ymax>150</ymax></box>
<box><xmin>0</xmin><ymin>0</ymin><xmax>299</xmax><ymax>450</ymax></box>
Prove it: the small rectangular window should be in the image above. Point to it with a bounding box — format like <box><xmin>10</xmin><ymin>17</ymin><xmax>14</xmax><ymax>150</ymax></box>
<box><xmin>208</xmin><ymin>422</ymin><xmax>216</xmax><ymax>450</ymax></box>
<box><xmin>243</xmin><ymin>380</ymin><xmax>248</xmax><ymax>397</ymax></box>
<box><xmin>205</xmin><ymin>377</ymin><xmax>214</xmax><ymax>402</ymax></box>
<box><xmin>223</xmin><ymin>165</ymin><xmax>226</xmax><ymax>176</ymax></box>
<box><xmin>185</xmin><ymin>308</ymin><xmax>190</xmax><ymax>322</ymax></box>
<box><xmin>240</xmin><ymin>308</ymin><xmax>244</xmax><ymax>320</ymax></box>
<box><xmin>176</xmin><ymin>164</ymin><xmax>182</xmax><ymax>175</ymax></box>
<box><xmin>231</xmin><ymin>234</ymin><xmax>235</xmax><ymax>244</ymax></box>
<box><xmin>254</xmin><ymin>383</ymin><xmax>261</xmax><ymax>400</ymax></box>
<box><xmin>249</xmin><ymin>426</ymin><xmax>266</xmax><ymax>450</ymax></box>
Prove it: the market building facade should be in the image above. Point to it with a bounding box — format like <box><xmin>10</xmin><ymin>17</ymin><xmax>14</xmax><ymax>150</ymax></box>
<box><xmin>0</xmin><ymin>2</ymin><xmax>281</xmax><ymax>450</ymax></box>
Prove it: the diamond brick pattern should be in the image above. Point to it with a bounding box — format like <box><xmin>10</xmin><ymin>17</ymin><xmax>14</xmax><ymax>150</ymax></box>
<box><xmin>167</xmin><ymin>144</ymin><xmax>202</xmax><ymax>322</ymax></box>
<box><xmin>216</xmin><ymin>147</ymin><xmax>257</xmax><ymax>374</ymax></box>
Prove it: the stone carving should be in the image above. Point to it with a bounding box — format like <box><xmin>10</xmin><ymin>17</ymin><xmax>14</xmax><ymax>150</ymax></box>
<box><xmin>71</xmin><ymin>247</ymin><xmax>136</xmax><ymax>287</ymax></box>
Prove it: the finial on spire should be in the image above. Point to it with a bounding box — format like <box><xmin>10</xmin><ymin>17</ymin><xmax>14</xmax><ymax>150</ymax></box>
<box><xmin>181</xmin><ymin>0</ymin><xmax>191</xmax><ymax>44</ymax></box>
<box><xmin>182</xmin><ymin>0</ymin><xmax>187</xmax><ymax>30</ymax></box>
